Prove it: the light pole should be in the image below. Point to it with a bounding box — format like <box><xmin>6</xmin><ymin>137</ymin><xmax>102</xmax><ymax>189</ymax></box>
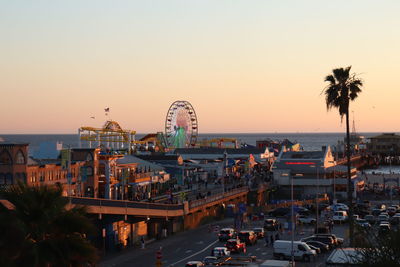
<box><xmin>290</xmin><ymin>174</ymin><xmax>295</xmax><ymax>266</ymax></box>
<box><xmin>310</xmin><ymin>165</ymin><xmax>320</xmax><ymax>229</ymax></box>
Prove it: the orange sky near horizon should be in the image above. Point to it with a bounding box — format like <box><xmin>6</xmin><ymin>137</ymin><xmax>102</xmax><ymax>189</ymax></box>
<box><xmin>1</xmin><ymin>1</ymin><xmax>399</xmax><ymax>134</ymax></box>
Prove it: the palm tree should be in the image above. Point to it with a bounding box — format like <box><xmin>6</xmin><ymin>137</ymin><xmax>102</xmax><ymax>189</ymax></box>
<box><xmin>0</xmin><ymin>182</ymin><xmax>97</xmax><ymax>266</ymax></box>
<box><xmin>324</xmin><ymin>66</ymin><xmax>363</xmax><ymax>246</ymax></box>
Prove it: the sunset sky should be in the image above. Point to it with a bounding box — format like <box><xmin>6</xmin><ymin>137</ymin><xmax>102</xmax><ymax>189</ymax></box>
<box><xmin>1</xmin><ymin>1</ymin><xmax>399</xmax><ymax>134</ymax></box>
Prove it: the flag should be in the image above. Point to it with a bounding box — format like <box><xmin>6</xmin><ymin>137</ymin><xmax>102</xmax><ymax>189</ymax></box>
<box><xmin>104</xmin><ymin>107</ymin><xmax>110</xmax><ymax>112</ymax></box>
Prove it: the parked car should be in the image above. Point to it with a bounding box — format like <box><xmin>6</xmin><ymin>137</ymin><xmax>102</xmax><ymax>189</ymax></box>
<box><xmin>390</xmin><ymin>214</ymin><xmax>400</xmax><ymax>225</ymax></box>
<box><xmin>225</xmin><ymin>239</ymin><xmax>246</xmax><ymax>253</ymax></box>
<box><xmin>355</xmin><ymin>219</ymin><xmax>371</xmax><ymax>228</ymax></box>
<box><xmin>333</xmin><ymin>211</ymin><xmax>348</xmax><ymax>223</ymax></box>
<box><xmin>301</xmin><ymin>235</ymin><xmax>335</xmax><ymax>249</ymax></box>
<box><xmin>238</xmin><ymin>230</ymin><xmax>257</xmax><ymax>246</ymax></box>
<box><xmin>264</xmin><ymin>219</ymin><xmax>279</xmax><ymax>231</ymax></box>
<box><xmin>308</xmin><ymin>244</ymin><xmax>321</xmax><ymax>254</ymax></box>
<box><xmin>268</xmin><ymin>208</ymin><xmax>290</xmax><ymax>217</ymax></box>
<box><xmin>372</xmin><ymin>208</ymin><xmax>383</xmax><ymax>217</ymax></box>
<box><xmin>305</xmin><ymin>241</ymin><xmax>330</xmax><ymax>252</ymax></box>
<box><xmin>298</xmin><ymin>215</ymin><xmax>316</xmax><ymax>224</ymax></box>
<box><xmin>378</xmin><ymin>214</ymin><xmax>389</xmax><ymax>223</ymax></box>
<box><xmin>273</xmin><ymin>240</ymin><xmax>316</xmax><ymax>262</ymax></box>
<box><xmin>218</xmin><ymin>228</ymin><xmax>236</xmax><ymax>241</ymax></box>
<box><xmin>387</xmin><ymin>207</ymin><xmax>397</xmax><ymax>216</ymax></box>
<box><xmin>364</xmin><ymin>214</ymin><xmax>376</xmax><ymax>225</ymax></box>
<box><xmin>185</xmin><ymin>261</ymin><xmax>205</xmax><ymax>267</ymax></box>
<box><xmin>253</xmin><ymin>227</ymin><xmax>265</xmax><ymax>239</ymax></box>
<box><xmin>211</xmin><ymin>247</ymin><xmax>230</xmax><ymax>257</ymax></box>
<box><xmin>314</xmin><ymin>234</ymin><xmax>344</xmax><ymax>246</ymax></box>
<box><xmin>330</xmin><ymin>203</ymin><xmax>349</xmax><ymax>211</ymax></box>
<box><xmin>379</xmin><ymin>223</ymin><xmax>391</xmax><ymax>235</ymax></box>
<box><xmin>203</xmin><ymin>256</ymin><xmax>219</xmax><ymax>266</ymax></box>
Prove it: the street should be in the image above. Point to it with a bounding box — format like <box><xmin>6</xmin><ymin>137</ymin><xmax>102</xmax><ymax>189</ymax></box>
<box><xmin>100</xmin><ymin>217</ymin><xmax>348</xmax><ymax>267</ymax></box>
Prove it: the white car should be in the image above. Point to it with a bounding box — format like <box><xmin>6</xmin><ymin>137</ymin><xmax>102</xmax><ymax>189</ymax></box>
<box><xmin>298</xmin><ymin>215</ymin><xmax>316</xmax><ymax>224</ymax></box>
<box><xmin>211</xmin><ymin>247</ymin><xmax>230</xmax><ymax>257</ymax></box>
<box><xmin>330</xmin><ymin>203</ymin><xmax>349</xmax><ymax>212</ymax></box>
<box><xmin>333</xmin><ymin>211</ymin><xmax>348</xmax><ymax>223</ymax></box>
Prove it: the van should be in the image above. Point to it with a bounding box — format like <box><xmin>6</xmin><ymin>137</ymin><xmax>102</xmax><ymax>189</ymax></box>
<box><xmin>259</xmin><ymin>260</ymin><xmax>291</xmax><ymax>267</ymax></box>
<box><xmin>273</xmin><ymin>240</ymin><xmax>316</xmax><ymax>262</ymax></box>
<box><xmin>333</xmin><ymin>211</ymin><xmax>348</xmax><ymax>223</ymax></box>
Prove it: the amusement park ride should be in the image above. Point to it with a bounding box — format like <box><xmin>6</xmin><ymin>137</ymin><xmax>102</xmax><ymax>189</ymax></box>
<box><xmin>165</xmin><ymin>100</ymin><xmax>198</xmax><ymax>148</ymax></box>
<box><xmin>78</xmin><ymin>100</ymin><xmax>238</xmax><ymax>152</ymax></box>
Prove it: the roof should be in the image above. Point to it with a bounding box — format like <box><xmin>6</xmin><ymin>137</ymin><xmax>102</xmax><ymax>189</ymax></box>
<box><xmin>136</xmin><ymin>154</ymin><xmax>180</xmax><ymax>161</ymax></box>
<box><xmin>174</xmin><ymin>147</ymin><xmax>265</xmax><ymax>155</ymax></box>
<box><xmin>326</xmin><ymin>248</ymin><xmax>363</xmax><ymax>265</ymax></box>
<box><xmin>369</xmin><ymin>133</ymin><xmax>400</xmax><ymax>139</ymax></box>
<box><xmin>280</xmin><ymin>151</ymin><xmax>325</xmax><ymax>159</ymax></box>
<box><xmin>117</xmin><ymin>155</ymin><xmax>164</xmax><ymax>171</ymax></box>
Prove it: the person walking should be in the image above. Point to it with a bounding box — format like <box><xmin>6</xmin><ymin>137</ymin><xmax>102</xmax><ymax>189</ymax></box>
<box><xmin>270</xmin><ymin>234</ymin><xmax>274</xmax><ymax>245</ymax></box>
<box><xmin>264</xmin><ymin>233</ymin><xmax>269</xmax><ymax>247</ymax></box>
<box><xmin>140</xmin><ymin>236</ymin><xmax>145</xmax><ymax>249</ymax></box>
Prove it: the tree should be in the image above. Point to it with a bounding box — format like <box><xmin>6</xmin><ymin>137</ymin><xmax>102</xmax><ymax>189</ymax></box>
<box><xmin>0</xmin><ymin>182</ymin><xmax>97</xmax><ymax>267</ymax></box>
<box><xmin>354</xmin><ymin>226</ymin><xmax>400</xmax><ymax>266</ymax></box>
<box><xmin>323</xmin><ymin>66</ymin><xmax>363</xmax><ymax>246</ymax></box>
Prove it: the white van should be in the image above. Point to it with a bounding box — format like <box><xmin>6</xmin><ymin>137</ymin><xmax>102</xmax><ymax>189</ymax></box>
<box><xmin>273</xmin><ymin>240</ymin><xmax>316</xmax><ymax>262</ymax></box>
<box><xmin>333</xmin><ymin>211</ymin><xmax>348</xmax><ymax>223</ymax></box>
<box><xmin>259</xmin><ymin>259</ymin><xmax>292</xmax><ymax>267</ymax></box>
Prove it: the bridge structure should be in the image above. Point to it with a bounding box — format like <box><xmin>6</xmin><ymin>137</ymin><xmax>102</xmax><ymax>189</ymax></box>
<box><xmin>67</xmin><ymin>186</ymin><xmax>250</xmax><ymax>250</ymax></box>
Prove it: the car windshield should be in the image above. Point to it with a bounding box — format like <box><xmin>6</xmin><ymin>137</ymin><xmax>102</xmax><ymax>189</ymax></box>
<box><xmin>220</xmin><ymin>230</ymin><xmax>230</xmax><ymax>234</ymax></box>
<box><xmin>239</xmin><ymin>232</ymin><xmax>249</xmax><ymax>237</ymax></box>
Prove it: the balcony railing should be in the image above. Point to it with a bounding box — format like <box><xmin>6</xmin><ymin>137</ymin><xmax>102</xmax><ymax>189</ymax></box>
<box><xmin>189</xmin><ymin>186</ymin><xmax>248</xmax><ymax>209</ymax></box>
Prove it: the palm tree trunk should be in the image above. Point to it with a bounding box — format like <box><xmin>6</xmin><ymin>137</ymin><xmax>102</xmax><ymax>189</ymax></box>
<box><xmin>345</xmin><ymin>109</ymin><xmax>354</xmax><ymax>246</ymax></box>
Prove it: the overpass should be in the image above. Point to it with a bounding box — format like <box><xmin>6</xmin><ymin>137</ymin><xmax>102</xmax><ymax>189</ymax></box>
<box><xmin>68</xmin><ymin>186</ymin><xmax>249</xmax><ymax>219</ymax></box>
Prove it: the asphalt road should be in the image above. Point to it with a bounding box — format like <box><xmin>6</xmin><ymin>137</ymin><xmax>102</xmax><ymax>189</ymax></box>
<box><xmin>100</xmin><ymin>217</ymin><xmax>348</xmax><ymax>267</ymax></box>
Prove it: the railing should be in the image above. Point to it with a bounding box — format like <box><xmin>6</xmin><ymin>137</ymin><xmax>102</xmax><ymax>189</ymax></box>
<box><xmin>69</xmin><ymin>197</ymin><xmax>183</xmax><ymax>210</ymax></box>
<box><xmin>189</xmin><ymin>186</ymin><xmax>249</xmax><ymax>210</ymax></box>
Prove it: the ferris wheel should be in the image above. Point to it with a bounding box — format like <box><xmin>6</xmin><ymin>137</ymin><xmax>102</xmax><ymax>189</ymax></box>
<box><xmin>165</xmin><ymin>100</ymin><xmax>198</xmax><ymax>148</ymax></box>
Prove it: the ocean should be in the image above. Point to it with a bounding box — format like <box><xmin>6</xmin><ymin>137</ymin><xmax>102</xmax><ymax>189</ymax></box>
<box><xmin>0</xmin><ymin>132</ymin><xmax>380</xmax><ymax>156</ymax></box>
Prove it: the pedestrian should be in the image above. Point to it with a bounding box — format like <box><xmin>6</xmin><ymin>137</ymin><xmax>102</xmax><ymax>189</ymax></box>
<box><xmin>270</xmin><ymin>234</ymin><xmax>274</xmax><ymax>245</ymax></box>
<box><xmin>140</xmin><ymin>236</ymin><xmax>145</xmax><ymax>249</ymax></box>
<box><xmin>275</xmin><ymin>232</ymin><xmax>279</xmax><ymax>241</ymax></box>
<box><xmin>264</xmin><ymin>233</ymin><xmax>269</xmax><ymax>247</ymax></box>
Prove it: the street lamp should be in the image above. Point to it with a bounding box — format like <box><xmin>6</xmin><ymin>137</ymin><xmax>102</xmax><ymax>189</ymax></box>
<box><xmin>310</xmin><ymin>165</ymin><xmax>320</xmax><ymax>229</ymax></box>
<box><xmin>290</xmin><ymin>173</ymin><xmax>295</xmax><ymax>266</ymax></box>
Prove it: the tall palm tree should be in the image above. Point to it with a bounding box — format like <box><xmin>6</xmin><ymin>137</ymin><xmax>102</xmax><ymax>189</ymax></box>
<box><xmin>0</xmin><ymin>182</ymin><xmax>97</xmax><ymax>266</ymax></box>
<box><xmin>324</xmin><ymin>66</ymin><xmax>363</xmax><ymax>246</ymax></box>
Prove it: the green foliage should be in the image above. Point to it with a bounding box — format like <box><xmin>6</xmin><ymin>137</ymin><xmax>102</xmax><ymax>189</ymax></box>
<box><xmin>354</xmin><ymin>226</ymin><xmax>400</xmax><ymax>267</ymax></box>
<box><xmin>324</xmin><ymin>66</ymin><xmax>363</xmax><ymax>119</ymax></box>
<box><xmin>0</xmin><ymin>182</ymin><xmax>97</xmax><ymax>267</ymax></box>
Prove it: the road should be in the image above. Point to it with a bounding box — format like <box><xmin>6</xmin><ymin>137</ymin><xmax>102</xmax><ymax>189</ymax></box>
<box><xmin>100</xmin><ymin>217</ymin><xmax>348</xmax><ymax>267</ymax></box>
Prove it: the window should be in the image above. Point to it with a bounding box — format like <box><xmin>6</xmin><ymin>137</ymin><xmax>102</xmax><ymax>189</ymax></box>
<box><xmin>0</xmin><ymin>150</ymin><xmax>12</xmax><ymax>165</ymax></box>
<box><xmin>5</xmin><ymin>173</ymin><xmax>13</xmax><ymax>184</ymax></box>
<box><xmin>86</xmin><ymin>166</ymin><xmax>93</xmax><ymax>176</ymax></box>
<box><xmin>15</xmin><ymin>150</ymin><xmax>25</xmax><ymax>164</ymax></box>
<box><xmin>0</xmin><ymin>173</ymin><xmax>5</xmax><ymax>184</ymax></box>
<box><xmin>298</xmin><ymin>245</ymin><xmax>306</xmax><ymax>251</ymax></box>
<box><xmin>86</xmin><ymin>152</ymin><xmax>93</xmax><ymax>161</ymax></box>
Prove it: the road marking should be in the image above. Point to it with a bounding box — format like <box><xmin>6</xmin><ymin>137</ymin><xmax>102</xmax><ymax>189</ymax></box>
<box><xmin>185</xmin><ymin>250</ymin><xmax>192</xmax><ymax>253</ymax></box>
<box><xmin>168</xmin><ymin>239</ymin><xmax>218</xmax><ymax>266</ymax></box>
<box><xmin>256</xmin><ymin>248</ymin><xmax>260</xmax><ymax>251</ymax></box>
